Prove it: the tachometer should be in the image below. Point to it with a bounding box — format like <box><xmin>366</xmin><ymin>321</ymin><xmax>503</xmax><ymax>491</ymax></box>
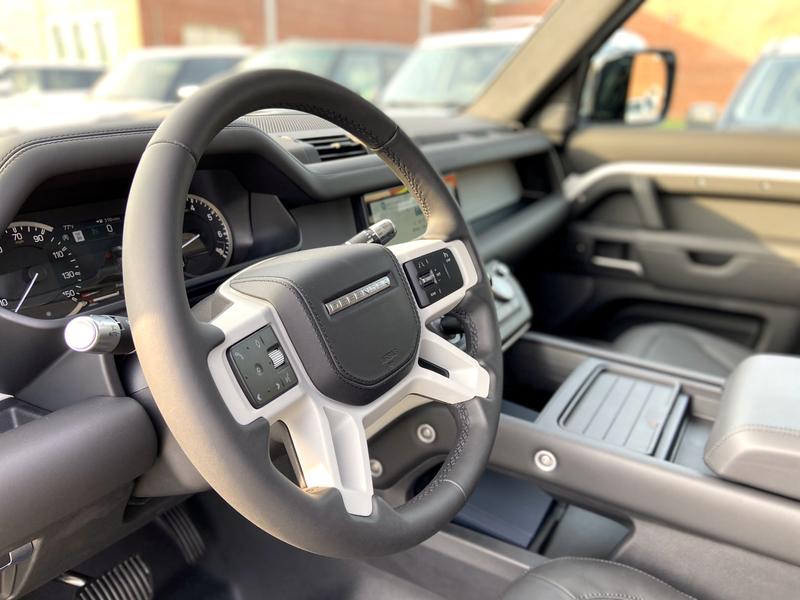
<box><xmin>0</xmin><ymin>222</ymin><xmax>83</xmax><ymax>318</ymax></box>
<box><xmin>182</xmin><ymin>194</ymin><xmax>233</xmax><ymax>277</ymax></box>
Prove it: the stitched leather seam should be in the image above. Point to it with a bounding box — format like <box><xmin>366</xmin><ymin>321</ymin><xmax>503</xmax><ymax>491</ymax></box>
<box><xmin>233</xmin><ymin>274</ymin><xmax>417</xmax><ymax>388</ymax></box>
<box><xmin>0</xmin><ymin>123</ymin><xmax>257</xmax><ymax>179</ymax></box>
<box><xmin>546</xmin><ymin>558</ymin><xmax>698</xmax><ymax>600</ymax></box>
<box><xmin>523</xmin><ymin>572</ymin><xmax>577</xmax><ymax>599</ymax></box>
<box><xmin>148</xmin><ymin>139</ymin><xmax>198</xmax><ymax>163</ymax></box>
<box><xmin>705</xmin><ymin>425</ymin><xmax>800</xmax><ymax>466</ymax></box>
<box><xmin>450</xmin><ymin>307</ymin><xmax>479</xmax><ymax>358</ymax></box>
<box><xmin>0</xmin><ymin>130</ymin><xmax>154</xmax><ymax>179</ymax></box>
<box><xmin>577</xmin><ymin>595</ymin><xmax>644</xmax><ymax>600</ymax></box>
<box><xmin>0</xmin><ymin>126</ymin><xmax>157</xmax><ymax>168</ymax></box>
<box><xmin>269</xmin><ymin>101</ymin><xmax>391</xmax><ymax>148</ymax></box>
<box><xmin>411</xmin><ymin>401</ymin><xmax>470</xmax><ymax>502</ymax></box>
<box><xmin>378</xmin><ymin>144</ymin><xmax>431</xmax><ymax>219</ymax></box>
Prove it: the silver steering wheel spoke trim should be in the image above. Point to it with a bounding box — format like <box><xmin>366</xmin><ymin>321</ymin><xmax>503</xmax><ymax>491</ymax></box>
<box><xmin>201</xmin><ymin>238</ymin><xmax>489</xmax><ymax>517</ymax></box>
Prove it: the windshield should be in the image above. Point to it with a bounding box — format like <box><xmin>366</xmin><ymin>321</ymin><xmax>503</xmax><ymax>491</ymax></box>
<box><xmin>724</xmin><ymin>56</ymin><xmax>800</xmax><ymax>129</ymax></box>
<box><xmin>0</xmin><ymin>1</ymin><xmax>555</xmax><ymax>133</ymax></box>
<box><xmin>381</xmin><ymin>43</ymin><xmax>518</xmax><ymax>109</ymax></box>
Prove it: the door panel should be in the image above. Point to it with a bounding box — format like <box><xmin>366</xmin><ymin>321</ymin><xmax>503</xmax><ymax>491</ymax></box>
<box><xmin>566</xmin><ymin>126</ymin><xmax>800</xmax><ymax>173</ymax></box>
<box><xmin>529</xmin><ymin>132</ymin><xmax>800</xmax><ymax>354</ymax></box>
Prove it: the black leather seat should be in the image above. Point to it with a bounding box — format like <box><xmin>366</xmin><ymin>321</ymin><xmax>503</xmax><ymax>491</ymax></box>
<box><xmin>503</xmin><ymin>557</ymin><xmax>695</xmax><ymax>600</ymax></box>
<box><xmin>613</xmin><ymin>322</ymin><xmax>751</xmax><ymax>378</ymax></box>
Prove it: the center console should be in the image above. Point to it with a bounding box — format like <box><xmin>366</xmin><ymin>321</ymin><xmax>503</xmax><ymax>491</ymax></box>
<box><xmin>492</xmin><ymin>333</ymin><xmax>800</xmax><ymax>595</ymax></box>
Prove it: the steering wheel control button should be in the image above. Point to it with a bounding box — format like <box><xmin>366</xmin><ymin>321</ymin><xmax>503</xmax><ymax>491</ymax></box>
<box><xmin>227</xmin><ymin>325</ymin><xmax>297</xmax><ymax>408</ymax></box>
<box><xmin>418</xmin><ymin>271</ymin><xmax>436</xmax><ymax>287</ymax></box>
<box><xmin>403</xmin><ymin>249</ymin><xmax>463</xmax><ymax>308</ymax></box>
<box><xmin>268</xmin><ymin>348</ymin><xmax>285</xmax><ymax>369</ymax></box>
<box><xmin>534</xmin><ymin>450</ymin><xmax>558</xmax><ymax>472</ymax></box>
<box><xmin>416</xmin><ymin>423</ymin><xmax>437</xmax><ymax>444</ymax></box>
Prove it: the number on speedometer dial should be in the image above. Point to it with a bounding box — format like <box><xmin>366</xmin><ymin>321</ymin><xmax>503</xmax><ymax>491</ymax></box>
<box><xmin>0</xmin><ymin>222</ymin><xmax>83</xmax><ymax>318</ymax></box>
<box><xmin>182</xmin><ymin>194</ymin><xmax>233</xmax><ymax>277</ymax></box>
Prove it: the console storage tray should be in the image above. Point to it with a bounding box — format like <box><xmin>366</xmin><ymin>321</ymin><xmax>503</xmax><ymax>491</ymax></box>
<box><xmin>534</xmin><ymin>360</ymin><xmax>689</xmax><ymax>461</ymax></box>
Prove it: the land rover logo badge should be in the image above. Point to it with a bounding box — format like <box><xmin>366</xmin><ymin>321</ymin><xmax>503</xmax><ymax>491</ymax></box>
<box><xmin>325</xmin><ymin>275</ymin><xmax>391</xmax><ymax>315</ymax></box>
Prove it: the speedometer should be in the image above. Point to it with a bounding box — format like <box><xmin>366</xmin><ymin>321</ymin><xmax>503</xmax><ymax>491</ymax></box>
<box><xmin>182</xmin><ymin>194</ymin><xmax>233</xmax><ymax>277</ymax></box>
<box><xmin>0</xmin><ymin>222</ymin><xmax>83</xmax><ymax>318</ymax></box>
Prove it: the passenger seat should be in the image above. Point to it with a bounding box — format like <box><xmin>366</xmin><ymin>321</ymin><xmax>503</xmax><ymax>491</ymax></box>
<box><xmin>612</xmin><ymin>323</ymin><xmax>751</xmax><ymax>378</ymax></box>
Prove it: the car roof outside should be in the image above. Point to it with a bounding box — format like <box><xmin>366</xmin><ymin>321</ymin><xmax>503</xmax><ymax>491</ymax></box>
<box><xmin>123</xmin><ymin>46</ymin><xmax>252</xmax><ymax>60</ymax></box>
<box><xmin>416</xmin><ymin>26</ymin><xmax>537</xmax><ymax>49</ymax></box>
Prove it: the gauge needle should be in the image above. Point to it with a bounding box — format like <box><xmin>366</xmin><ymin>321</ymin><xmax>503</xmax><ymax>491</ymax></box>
<box><xmin>14</xmin><ymin>272</ymin><xmax>39</xmax><ymax>313</ymax></box>
<box><xmin>182</xmin><ymin>234</ymin><xmax>201</xmax><ymax>249</ymax></box>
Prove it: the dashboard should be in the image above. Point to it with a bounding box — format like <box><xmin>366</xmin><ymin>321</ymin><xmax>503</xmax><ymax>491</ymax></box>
<box><xmin>0</xmin><ymin>111</ymin><xmax>559</xmax><ymax>322</ymax></box>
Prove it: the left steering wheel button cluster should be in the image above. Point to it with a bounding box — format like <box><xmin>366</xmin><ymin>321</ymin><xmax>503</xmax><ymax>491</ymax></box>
<box><xmin>226</xmin><ymin>325</ymin><xmax>297</xmax><ymax>408</ymax></box>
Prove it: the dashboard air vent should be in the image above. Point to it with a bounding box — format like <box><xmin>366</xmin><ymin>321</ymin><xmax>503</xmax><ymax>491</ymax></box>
<box><xmin>298</xmin><ymin>134</ymin><xmax>367</xmax><ymax>161</ymax></box>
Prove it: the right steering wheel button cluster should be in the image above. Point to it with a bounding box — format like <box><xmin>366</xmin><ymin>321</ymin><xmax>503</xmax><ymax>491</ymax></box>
<box><xmin>227</xmin><ymin>325</ymin><xmax>297</xmax><ymax>408</ymax></box>
<box><xmin>403</xmin><ymin>248</ymin><xmax>464</xmax><ymax>308</ymax></box>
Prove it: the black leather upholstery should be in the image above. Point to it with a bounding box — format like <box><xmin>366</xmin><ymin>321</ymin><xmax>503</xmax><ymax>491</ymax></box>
<box><xmin>504</xmin><ymin>558</ymin><xmax>696</xmax><ymax>600</ymax></box>
<box><xmin>613</xmin><ymin>323</ymin><xmax>751</xmax><ymax>377</ymax></box>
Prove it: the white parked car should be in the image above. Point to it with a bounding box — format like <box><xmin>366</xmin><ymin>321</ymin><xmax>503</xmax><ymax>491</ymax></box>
<box><xmin>0</xmin><ymin>47</ymin><xmax>249</xmax><ymax>135</ymax></box>
<box><xmin>381</xmin><ymin>26</ymin><xmax>645</xmax><ymax>117</ymax></box>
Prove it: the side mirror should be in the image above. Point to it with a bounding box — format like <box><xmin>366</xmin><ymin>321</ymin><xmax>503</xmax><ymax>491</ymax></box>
<box><xmin>585</xmin><ymin>49</ymin><xmax>676</xmax><ymax>125</ymax></box>
<box><xmin>176</xmin><ymin>84</ymin><xmax>200</xmax><ymax>101</ymax></box>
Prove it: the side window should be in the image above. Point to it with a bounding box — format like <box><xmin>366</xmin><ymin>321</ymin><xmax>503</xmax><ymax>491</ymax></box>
<box><xmin>332</xmin><ymin>51</ymin><xmax>383</xmax><ymax>99</ymax></box>
<box><xmin>380</xmin><ymin>51</ymin><xmax>408</xmax><ymax>86</ymax></box>
<box><xmin>582</xmin><ymin>1</ymin><xmax>800</xmax><ymax>131</ymax></box>
<box><xmin>43</xmin><ymin>69</ymin><xmax>101</xmax><ymax>91</ymax></box>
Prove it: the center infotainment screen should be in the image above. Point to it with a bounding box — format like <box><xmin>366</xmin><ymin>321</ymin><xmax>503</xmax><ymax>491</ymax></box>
<box><xmin>363</xmin><ymin>174</ymin><xmax>457</xmax><ymax>245</ymax></box>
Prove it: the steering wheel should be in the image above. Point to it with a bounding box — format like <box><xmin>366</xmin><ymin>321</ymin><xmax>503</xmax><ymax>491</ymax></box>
<box><xmin>122</xmin><ymin>70</ymin><xmax>503</xmax><ymax>558</ymax></box>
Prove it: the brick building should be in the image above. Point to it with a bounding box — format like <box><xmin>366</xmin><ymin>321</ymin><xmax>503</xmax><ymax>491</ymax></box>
<box><xmin>137</xmin><ymin>0</ymin><xmax>554</xmax><ymax>47</ymax></box>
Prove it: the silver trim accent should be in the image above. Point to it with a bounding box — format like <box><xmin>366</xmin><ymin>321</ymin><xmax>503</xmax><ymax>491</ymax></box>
<box><xmin>64</xmin><ymin>315</ymin><xmax>123</xmax><ymax>353</ymax></box>
<box><xmin>369</xmin><ymin>459</ymin><xmax>384</xmax><ymax>478</ymax></box>
<box><xmin>325</xmin><ymin>275</ymin><xmax>391</xmax><ymax>316</ymax></box>
<box><xmin>590</xmin><ymin>256</ymin><xmax>644</xmax><ymax>276</ymax></box>
<box><xmin>563</xmin><ymin>161</ymin><xmax>800</xmax><ymax>203</ymax></box>
<box><xmin>534</xmin><ymin>449</ymin><xmax>557</xmax><ymax>472</ymax></box>
<box><xmin>416</xmin><ymin>423</ymin><xmax>437</xmax><ymax>444</ymax></box>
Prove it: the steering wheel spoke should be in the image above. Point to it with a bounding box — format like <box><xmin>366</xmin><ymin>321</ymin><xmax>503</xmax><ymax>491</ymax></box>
<box><xmin>279</xmin><ymin>396</ymin><xmax>374</xmax><ymax>517</ymax></box>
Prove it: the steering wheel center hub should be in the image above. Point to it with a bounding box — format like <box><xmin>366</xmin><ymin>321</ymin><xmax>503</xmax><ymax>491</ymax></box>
<box><xmin>229</xmin><ymin>244</ymin><xmax>420</xmax><ymax>405</ymax></box>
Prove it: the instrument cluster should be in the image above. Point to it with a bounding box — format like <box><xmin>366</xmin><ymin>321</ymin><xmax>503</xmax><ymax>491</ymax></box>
<box><xmin>0</xmin><ymin>194</ymin><xmax>232</xmax><ymax>319</ymax></box>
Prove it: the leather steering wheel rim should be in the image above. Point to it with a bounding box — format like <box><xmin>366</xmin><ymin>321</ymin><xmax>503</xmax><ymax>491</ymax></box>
<box><xmin>122</xmin><ymin>69</ymin><xmax>503</xmax><ymax>558</ymax></box>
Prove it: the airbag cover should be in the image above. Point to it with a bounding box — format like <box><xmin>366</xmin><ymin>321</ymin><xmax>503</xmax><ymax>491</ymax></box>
<box><xmin>230</xmin><ymin>244</ymin><xmax>419</xmax><ymax>405</ymax></box>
